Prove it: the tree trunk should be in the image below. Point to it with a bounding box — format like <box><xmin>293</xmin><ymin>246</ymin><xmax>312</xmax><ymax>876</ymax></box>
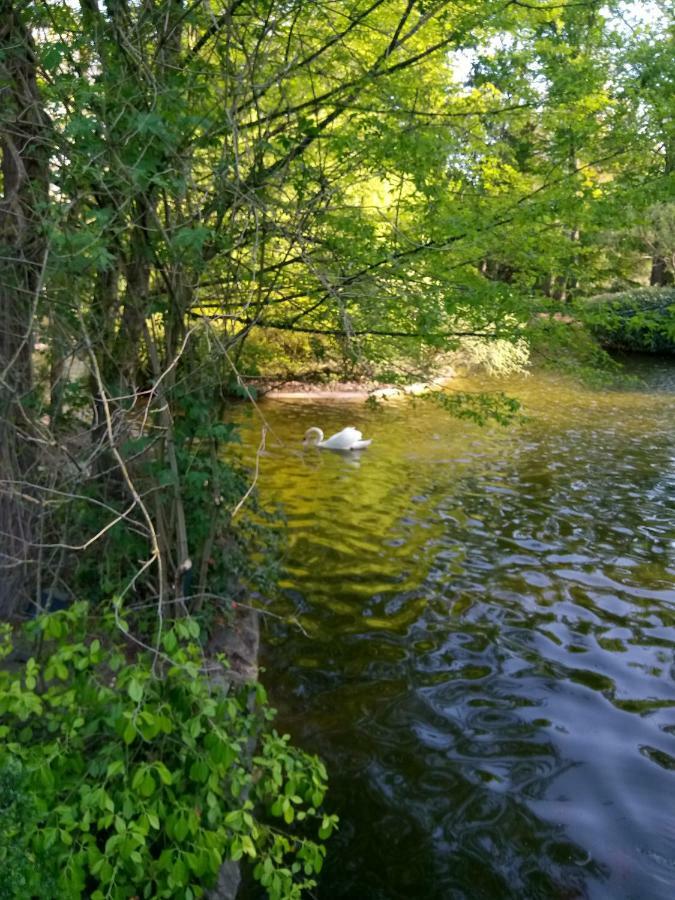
<box><xmin>649</xmin><ymin>255</ymin><xmax>673</xmax><ymax>286</ymax></box>
<box><xmin>0</xmin><ymin>2</ymin><xmax>50</xmax><ymax>616</ymax></box>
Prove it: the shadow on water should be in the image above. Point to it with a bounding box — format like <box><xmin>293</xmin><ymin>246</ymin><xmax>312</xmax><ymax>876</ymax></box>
<box><xmin>233</xmin><ymin>360</ymin><xmax>675</xmax><ymax>900</ymax></box>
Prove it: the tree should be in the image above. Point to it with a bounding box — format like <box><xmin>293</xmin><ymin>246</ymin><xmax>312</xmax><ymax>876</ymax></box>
<box><xmin>0</xmin><ymin>1</ymin><xmax>50</xmax><ymax>613</ymax></box>
<box><xmin>618</xmin><ymin>10</ymin><xmax>675</xmax><ymax>284</ymax></box>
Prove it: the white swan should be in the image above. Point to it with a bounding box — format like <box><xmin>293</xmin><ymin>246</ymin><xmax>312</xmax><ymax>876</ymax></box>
<box><xmin>303</xmin><ymin>426</ymin><xmax>372</xmax><ymax>451</ymax></box>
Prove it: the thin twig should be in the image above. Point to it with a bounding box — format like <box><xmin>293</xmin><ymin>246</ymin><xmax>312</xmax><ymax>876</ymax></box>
<box><xmin>231</xmin><ymin>425</ymin><xmax>267</xmax><ymax>519</ymax></box>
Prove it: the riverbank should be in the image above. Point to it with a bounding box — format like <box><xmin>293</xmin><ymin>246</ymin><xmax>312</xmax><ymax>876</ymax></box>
<box><xmin>244</xmin><ymin>328</ymin><xmax>536</xmax><ymax>401</ymax></box>
<box><xmin>251</xmin><ymin>371</ymin><xmax>454</xmax><ymax>402</ymax></box>
<box><xmin>207</xmin><ymin>605</ymin><xmax>260</xmax><ymax>900</ymax></box>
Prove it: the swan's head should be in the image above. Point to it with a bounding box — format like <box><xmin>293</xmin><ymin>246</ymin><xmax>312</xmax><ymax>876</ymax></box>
<box><xmin>303</xmin><ymin>427</ymin><xmax>323</xmax><ymax>446</ymax></box>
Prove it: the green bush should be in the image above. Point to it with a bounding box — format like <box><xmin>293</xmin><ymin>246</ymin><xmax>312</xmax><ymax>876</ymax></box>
<box><xmin>580</xmin><ymin>287</ymin><xmax>675</xmax><ymax>354</ymax></box>
<box><xmin>0</xmin><ymin>604</ymin><xmax>336</xmax><ymax>899</ymax></box>
<box><xmin>0</xmin><ymin>756</ymin><xmax>53</xmax><ymax>899</ymax></box>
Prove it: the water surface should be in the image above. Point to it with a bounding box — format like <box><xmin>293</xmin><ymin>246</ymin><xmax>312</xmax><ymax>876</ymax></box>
<box><xmin>234</xmin><ymin>361</ymin><xmax>675</xmax><ymax>900</ymax></box>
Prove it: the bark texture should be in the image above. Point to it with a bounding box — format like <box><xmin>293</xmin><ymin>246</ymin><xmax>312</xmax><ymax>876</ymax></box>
<box><xmin>0</xmin><ymin>2</ymin><xmax>50</xmax><ymax>615</ymax></box>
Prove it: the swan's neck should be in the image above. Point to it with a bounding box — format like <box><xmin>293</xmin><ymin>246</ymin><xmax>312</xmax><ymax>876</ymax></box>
<box><xmin>306</xmin><ymin>427</ymin><xmax>324</xmax><ymax>444</ymax></box>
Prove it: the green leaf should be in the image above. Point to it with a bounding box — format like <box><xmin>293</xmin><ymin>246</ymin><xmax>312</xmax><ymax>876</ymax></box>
<box><xmin>42</xmin><ymin>44</ymin><xmax>64</xmax><ymax>71</ymax></box>
<box><xmin>170</xmin><ymin>858</ymin><xmax>188</xmax><ymax>886</ymax></box>
<box><xmin>106</xmin><ymin>760</ymin><xmax>125</xmax><ymax>778</ymax></box>
<box><xmin>127</xmin><ymin>678</ymin><xmax>144</xmax><ymax>703</ymax></box>
<box><xmin>162</xmin><ymin>630</ymin><xmax>178</xmax><ymax>654</ymax></box>
<box><xmin>154</xmin><ymin>762</ymin><xmax>173</xmax><ymax>785</ymax></box>
<box><xmin>189</xmin><ymin>759</ymin><xmax>209</xmax><ymax>783</ymax></box>
<box><xmin>174</xmin><ymin>816</ymin><xmax>189</xmax><ymax>842</ymax></box>
<box><xmin>139</xmin><ymin>772</ymin><xmax>156</xmax><ymax>797</ymax></box>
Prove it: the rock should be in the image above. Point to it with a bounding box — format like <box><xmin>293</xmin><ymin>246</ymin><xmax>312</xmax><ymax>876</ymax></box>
<box><xmin>402</xmin><ymin>382</ymin><xmax>429</xmax><ymax>396</ymax></box>
<box><xmin>205</xmin><ymin>604</ymin><xmax>261</xmax><ymax>899</ymax></box>
<box><xmin>369</xmin><ymin>387</ymin><xmax>403</xmax><ymax>400</ymax></box>
<box><xmin>207</xmin><ymin>862</ymin><xmax>242</xmax><ymax>900</ymax></box>
<box><xmin>207</xmin><ymin>606</ymin><xmax>259</xmax><ymax>685</ymax></box>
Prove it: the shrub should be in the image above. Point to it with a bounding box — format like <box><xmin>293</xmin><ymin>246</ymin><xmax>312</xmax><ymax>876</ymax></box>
<box><xmin>580</xmin><ymin>287</ymin><xmax>675</xmax><ymax>354</ymax></box>
<box><xmin>0</xmin><ymin>604</ymin><xmax>336</xmax><ymax>899</ymax></box>
<box><xmin>0</xmin><ymin>756</ymin><xmax>52</xmax><ymax>899</ymax></box>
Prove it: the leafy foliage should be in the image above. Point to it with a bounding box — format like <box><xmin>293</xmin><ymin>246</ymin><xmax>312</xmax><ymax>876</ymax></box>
<box><xmin>0</xmin><ymin>605</ymin><xmax>337</xmax><ymax>900</ymax></box>
<box><xmin>429</xmin><ymin>391</ymin><xmax>522</xmax><ymax>427</ymax></box>
<box><xmin>0</xmin><ymin>755</ymin><xmax>51</xmax><ymax>900</ymax></box>
<box><xmin>580</xmin><ymin>287</ymin><xmax>675</xmax><ymax>353</ymax></box>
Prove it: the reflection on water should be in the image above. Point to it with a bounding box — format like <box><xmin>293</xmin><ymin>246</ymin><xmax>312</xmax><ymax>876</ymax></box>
<box><xmin>233</xmin><ymin>361</ymin><xmax>675</xmax><ymax>900</ymax></box>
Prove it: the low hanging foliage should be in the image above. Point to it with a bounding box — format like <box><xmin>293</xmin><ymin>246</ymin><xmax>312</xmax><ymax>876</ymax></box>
<box><xmin>0</xmin><ymin>604</ymin><xmax>337</xmax><ymax>900</ymax></box>
<box><xmin>428</xmin><ymin>390</ymin><xmax>522</xmax><ymax>427</ymax></box>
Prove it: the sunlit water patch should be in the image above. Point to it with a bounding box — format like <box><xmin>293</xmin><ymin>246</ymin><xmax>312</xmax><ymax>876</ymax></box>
<box><xmin>232</xmin><ymin>360</ymin><xmax>675</xmax><ymax>900</ymax></box>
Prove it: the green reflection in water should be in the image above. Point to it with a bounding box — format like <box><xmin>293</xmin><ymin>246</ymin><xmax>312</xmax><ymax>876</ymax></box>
<box><xmin>232</xmin><ymin>360</ymin><xmax>675</xmax><ymax>900</ymax></box>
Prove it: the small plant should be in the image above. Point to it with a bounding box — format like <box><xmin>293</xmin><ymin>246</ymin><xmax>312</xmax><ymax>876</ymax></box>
<box><xmin>0</xmin><ymin>605</ymin><xmax>336</xmax><ymax>899</ymax></box>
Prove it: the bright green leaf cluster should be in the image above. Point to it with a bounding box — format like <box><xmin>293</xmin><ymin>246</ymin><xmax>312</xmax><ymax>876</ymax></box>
<box><xmin>0</xmin><ymin>605</ymin><xmax>334</xmax><ymax>899</ymax></box>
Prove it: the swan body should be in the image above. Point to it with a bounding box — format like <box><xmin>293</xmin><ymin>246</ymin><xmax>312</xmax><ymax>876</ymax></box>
<box><xmin>303</xmin><ymin>426</ymin><xmax>372</xmax><ymax>451</ymax></box>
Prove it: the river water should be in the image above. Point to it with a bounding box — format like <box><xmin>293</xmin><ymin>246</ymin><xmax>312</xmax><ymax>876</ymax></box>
<box><xmin>234</xmin><ymin>360</ymin><xmax>675</xmax><ymax>900</ymax></box>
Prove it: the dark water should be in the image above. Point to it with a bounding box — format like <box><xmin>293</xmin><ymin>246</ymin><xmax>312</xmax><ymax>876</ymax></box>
<box><xmin>235</xmin><ymin>362</ymin><xmax>675</xmax><ymax>900</ymax></box>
